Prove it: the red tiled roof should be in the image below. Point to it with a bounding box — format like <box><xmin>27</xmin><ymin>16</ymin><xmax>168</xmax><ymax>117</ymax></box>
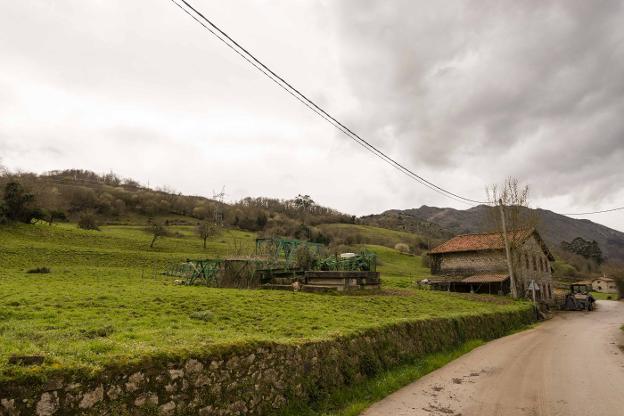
<box><xmin>429</xmin><ymin>229</ymin><xmax>534</xmax><ymax>255</ymax></box>
<box><xmin>462</xmin><ymin>274</ymin><xmax>509</xmax><ymax>283</ymax></box>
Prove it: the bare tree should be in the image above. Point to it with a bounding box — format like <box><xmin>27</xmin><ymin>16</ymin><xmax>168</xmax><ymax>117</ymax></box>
<box><xmin>486</xmin><ymin>177</ymin><xmax>540</xmax><ymax>299</ymax></box>
<box><xmin>197</xmin><ymin>221</ymin><xmax>217</xmax><ymax>249</ymax></box>
<box><xmin>146</xmin><ymin>223</ymin><xmax>169</xmax><ymax>248</ymax></box>
<box><xmin>486</xmin><ymin>177</ymin><xmax>539</xmax><ymax>245</ymax></box>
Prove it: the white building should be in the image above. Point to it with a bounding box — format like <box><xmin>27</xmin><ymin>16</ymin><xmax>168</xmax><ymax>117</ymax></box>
<box><xmin>592</xmin><ymin>277</ymin><xmax>617</xmax><ymax>294</ymax></box>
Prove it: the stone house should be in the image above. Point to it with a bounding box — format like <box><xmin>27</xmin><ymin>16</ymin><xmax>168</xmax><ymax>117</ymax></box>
<box><xmin>428</xmin><ymin>229</ymin><xmax>555</xmax><ymax>301</ymax></box>
<box><xmin>592</xmin><ymin>276</ymin><xmax>617</xmax><ymax>294</ymax></box>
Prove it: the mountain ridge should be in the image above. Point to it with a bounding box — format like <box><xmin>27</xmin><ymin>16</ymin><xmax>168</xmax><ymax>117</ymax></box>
<box><xmin>360</xmin><ymin>205</ymin><xmax>624</xmax><ymax>263</ymax></box>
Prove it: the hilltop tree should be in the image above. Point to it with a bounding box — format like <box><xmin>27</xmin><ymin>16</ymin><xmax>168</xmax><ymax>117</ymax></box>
<box><xmin>293</xmin><ymin>194</ymin><xmax>315</xmax><ymax>225</ymax></box>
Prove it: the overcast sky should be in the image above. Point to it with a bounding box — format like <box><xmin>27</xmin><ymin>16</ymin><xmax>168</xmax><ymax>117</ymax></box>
<box><xmin>1</xmin><ymin>0</ymin><xmax>623</xmax><ymax>231</ymax></box>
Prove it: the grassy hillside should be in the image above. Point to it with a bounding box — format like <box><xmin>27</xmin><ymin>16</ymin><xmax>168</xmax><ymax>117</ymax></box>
<box><xmin>365</xmin><ymin>245</ymin><xmax>430</xmax><ymax>288</ymax></box>
<box><xmin>0</xmin><ymin>222</ymin><xmax>524</xmax><ymax>382</ymax></box>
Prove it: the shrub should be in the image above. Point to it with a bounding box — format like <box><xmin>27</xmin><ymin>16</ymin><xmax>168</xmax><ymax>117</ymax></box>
<box><xmin>26</xmin><ymin>267</ymin><xmax>51</xmax><ymax>274</ymax></box>
<box><xmin>394</xmin><ymin>243</ymin><xmax>410</xmax><ymax>253</ymax></box>
<box><xmin>80</xmin><ymin>325</ymin><xmax>115</xmax><ymax>339</ymax></box>
<box><xmin>190</xmin><ymin>310</ymin><xmax>214</xmax><ymax>322</ymax></box>
<box><xmin>294</xmin><ymin>244</ymin><xmax>319</xmax><ymax>270</ymax></box>
<box><xmin>78</xmin><ymin>213</ymin><xmax>100</xmax><ymax>230</ymax></box>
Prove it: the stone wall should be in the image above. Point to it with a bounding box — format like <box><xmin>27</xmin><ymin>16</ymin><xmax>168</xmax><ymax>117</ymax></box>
<box><xmin>514</xmin><ymin>236</ymin><xmax>554</xmax><ymax>300</ymax></box>
<box><xmin>0</xmin><ymin>308</ymin><xmax>534</xmax><ymax>416</ymax></box>
<box><xmin>436</xmin><ymin>251</ymin><xmax>508</xmax><ymax>276</ymax></box>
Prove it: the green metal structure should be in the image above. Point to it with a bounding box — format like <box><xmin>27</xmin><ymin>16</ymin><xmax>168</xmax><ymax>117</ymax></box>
<box><xmin>255</xmin><ymin>237</ymin><xmax>322</xmax><ymax>268</ymax></box>
<box><xmin>317</xmin><ymin>250</ymin><xmax>377</xmax><ymax>272</ymax></box>
<box><xmin>165</xmin><ymin>238</ymin><xmax>375</xmax><ymax>289</ymax></box>
<box><xmin>165</xmin><ymin>259</ymin><xmax>223</xmax><ymax>286</ymax></box>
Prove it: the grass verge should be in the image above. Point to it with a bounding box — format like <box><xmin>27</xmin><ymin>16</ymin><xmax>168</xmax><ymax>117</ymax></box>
<box><xmin>278</xmin><ymin>339</ymin><xmax>485</xmax><ymax>416</ymax></box>
<box><xmin>591</xmin><ymin>291</ymin><xmax>617</xmax><ymax>301</ymax></box>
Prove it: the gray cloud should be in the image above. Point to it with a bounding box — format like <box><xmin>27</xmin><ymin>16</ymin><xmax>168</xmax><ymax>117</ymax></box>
<box><xmin>334</xmin><ymin>0</ymin><xmax>624</xmax><ymax>198</ymax></box>
<box><xmin>1</xmin><ymin>0</ymin><xmax>623</xmax><ymax>230</ymax></box>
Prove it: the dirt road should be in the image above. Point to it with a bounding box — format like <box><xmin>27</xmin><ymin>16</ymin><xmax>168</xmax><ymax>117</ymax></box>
<box><xmin>361</xmin><ymin>300</ymin><xmax>624</xmax><ymax>416</ymax></box>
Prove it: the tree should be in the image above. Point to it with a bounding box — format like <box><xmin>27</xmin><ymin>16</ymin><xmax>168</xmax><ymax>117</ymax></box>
<box><xmin>294</xmin><ymin>194</ymin><xmax>314</xmax><ymax>211</ymax></box>
<box><xmin>293</xmin><ymin>194</ymin><xmax>315</xmax><ymax>225</ymax></box>
<box><xmin>486</xmin><ymin>177</ymin><xmax>539</xmax><ymax>246</ymax></box>
<box><xmin>561</xmin><ymin>237</ymin><xmax>603</xmax><ymax>264</ymax></box>
<box><xmin>486</xmin><ymin>177</ymin><xmax>539</xmax><ymax>299</ymax></box>
<box><xmin>197</xmin><ymin>222</ymin><xmax>217</xmax><ymax>249</ymax></box>
<box><xmin>3</xmin><ymin>182</ymin><xmax>35</xmax><ymax>223</ymax></box>
<box><xmin>147</xmin><ymin>223</ymin><xmax>169</xmax><ymax>248</ymax></box>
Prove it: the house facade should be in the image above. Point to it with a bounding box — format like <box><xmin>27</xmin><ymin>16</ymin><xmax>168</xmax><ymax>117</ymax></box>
<box><xmin>592</xmin><ymin>277</ymin><xmax>617</xmax><ymax>294</ymax></box>
<box><xmin>428</xmin><ymin>229</ymin><xmax>555</xmax><ymax>301</ymax></box>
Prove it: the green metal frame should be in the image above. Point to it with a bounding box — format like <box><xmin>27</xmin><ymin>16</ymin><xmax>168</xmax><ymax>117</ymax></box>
<box><xmin>317</xmin><ymin>250</ymin><xmax>377</xmax><ymax>272</ymax></box>
<box><xmin>255</xmin><ymin>237</ymin><xmax>322</xmax><ymax>268</ymax></box>
<box><xmin>166</xmin><ymin>259</ymin><xmax>223</xmax><ymax>286</ymax></box>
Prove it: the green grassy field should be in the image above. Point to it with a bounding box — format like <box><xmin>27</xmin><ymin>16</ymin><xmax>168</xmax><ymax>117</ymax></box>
<box><xmin>591</xmin><ymin>291</ymin><xmax>618</xmax><ymax>300</ymax></box>
<box><xmin>0</xmin><ymin>223</ymin><xmax>526</xmax><ymax>382</ymax></box>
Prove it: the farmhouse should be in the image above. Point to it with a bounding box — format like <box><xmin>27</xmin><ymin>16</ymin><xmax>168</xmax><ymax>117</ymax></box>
<box><xmin>592</xmin><ymin>276</ymin><xmax>617</xmax><ymax>294</ymax></box>
<box><xmin>428</xmin><ymin>229</ymin><xmax>555</xmax><ymax>301</ymax></box>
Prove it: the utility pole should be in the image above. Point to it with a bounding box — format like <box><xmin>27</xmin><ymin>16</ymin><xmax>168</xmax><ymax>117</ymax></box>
<box><xmin>499</xmin><ymin>199</ymin><xmax>518</xmax><ymax>299</ymax></box>
<box><xmin>212</xmin><ymin>186</ymin><xmax>226</xmax><ymax>227</ymax></box>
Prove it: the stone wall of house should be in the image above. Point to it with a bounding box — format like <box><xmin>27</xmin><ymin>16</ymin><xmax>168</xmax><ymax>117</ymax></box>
<box><xmin>514</xmin><ymin>236</ymin><xmax>553</xmax><ymax>299</ymax></box>
<box><xmin>431</xmin><ymin>235</ymin><xmax>554</xmax><ymax>301</ymax></box>
<box><xmin>0</xmin><ymin>308</ymin><xmax>534</xmax><ymax>416</ymax></box>
<box><xmin>436</xmin><ymin>251</ymin><xmax>508</xmax><ymax>276</ymax></box>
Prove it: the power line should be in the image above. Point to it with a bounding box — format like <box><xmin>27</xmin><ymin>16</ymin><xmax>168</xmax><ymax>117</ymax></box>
<box><xmin>561</xmin><ymin>206</ymin><xmax>624</xmax><ymax>216</ymax></box>
<box><xmin>170</xmin><ymin>0</ymin><xmax>488</xmax><ymax>206</ymax></box>
<box><xmin>169</xmin><ymin>0</ymin><xmax>623</xmax><ymax>217</ymax></box>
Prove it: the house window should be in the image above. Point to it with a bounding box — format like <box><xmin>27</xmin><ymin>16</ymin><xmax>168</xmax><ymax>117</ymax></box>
<box><xmin>532</xmin><ymin>255</ymin><xmax>538</xmax><ymax>271</ymax></box>
<box><xmin>525</xmin><ymin>254</ymin><xmax>529</xmax><ymax>270</ymax></box>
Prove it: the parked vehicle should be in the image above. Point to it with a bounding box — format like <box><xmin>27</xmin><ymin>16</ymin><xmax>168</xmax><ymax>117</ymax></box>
<box><xmin>562</xmin><ymin>283</ymin><xmax>595</xmax><ymax>311</ymax></box>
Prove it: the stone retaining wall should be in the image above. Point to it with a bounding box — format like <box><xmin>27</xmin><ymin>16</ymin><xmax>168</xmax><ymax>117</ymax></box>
<box><xmin>0</xmin><ymin>308</ymin><xmax>534</xmax><ymax>416</ymax></box>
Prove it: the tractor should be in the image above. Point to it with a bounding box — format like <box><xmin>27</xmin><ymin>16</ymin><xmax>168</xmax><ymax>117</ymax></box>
<box><xmin>562</xmin><ymin>283</ymin><xmax>595</xmax><ymax>311</ymax></box>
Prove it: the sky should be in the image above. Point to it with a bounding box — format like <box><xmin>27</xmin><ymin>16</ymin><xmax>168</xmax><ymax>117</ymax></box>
<box><xmin>1</xmin><ymin>0</ymin><xmax>623</xmax><ymax>231</ymax></box>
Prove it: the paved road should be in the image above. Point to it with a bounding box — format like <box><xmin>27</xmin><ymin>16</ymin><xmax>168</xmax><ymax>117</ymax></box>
<box><xmin>361</xmin><ymin>300</ymin><xmax>624</xmax><ymax>416</ymax></box>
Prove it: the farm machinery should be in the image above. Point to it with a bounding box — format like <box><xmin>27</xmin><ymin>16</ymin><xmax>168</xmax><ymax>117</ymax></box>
<box><xmin>561</xmin><ymin>283</ymin><xmax>596</xmax><ymax>311</ymax></box>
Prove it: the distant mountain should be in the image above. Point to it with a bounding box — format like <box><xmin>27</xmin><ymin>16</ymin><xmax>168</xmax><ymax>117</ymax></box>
<box><xmin>361</xmin><ymin>205</ymin><xmax>624</xmax><ymax>263</ymax></box>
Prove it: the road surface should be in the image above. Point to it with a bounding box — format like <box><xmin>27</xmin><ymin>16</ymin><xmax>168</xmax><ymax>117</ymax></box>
<box><xmin>361</xmin><ymin>300</ymin><xmax>624</xmax><ymax>416</ymax></box>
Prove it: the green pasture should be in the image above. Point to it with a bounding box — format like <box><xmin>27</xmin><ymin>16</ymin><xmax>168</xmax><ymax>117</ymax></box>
<box><xmin>0</xmin><ymin>223</ymin><xmax>523</xmax><ymax>381</ymax></box>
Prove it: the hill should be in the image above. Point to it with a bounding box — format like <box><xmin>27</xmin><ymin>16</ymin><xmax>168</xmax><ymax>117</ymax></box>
<box><xmin>361</xmin><ymin>205</ymin><xmax>624</xmax><ymax>263</ymax></box>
